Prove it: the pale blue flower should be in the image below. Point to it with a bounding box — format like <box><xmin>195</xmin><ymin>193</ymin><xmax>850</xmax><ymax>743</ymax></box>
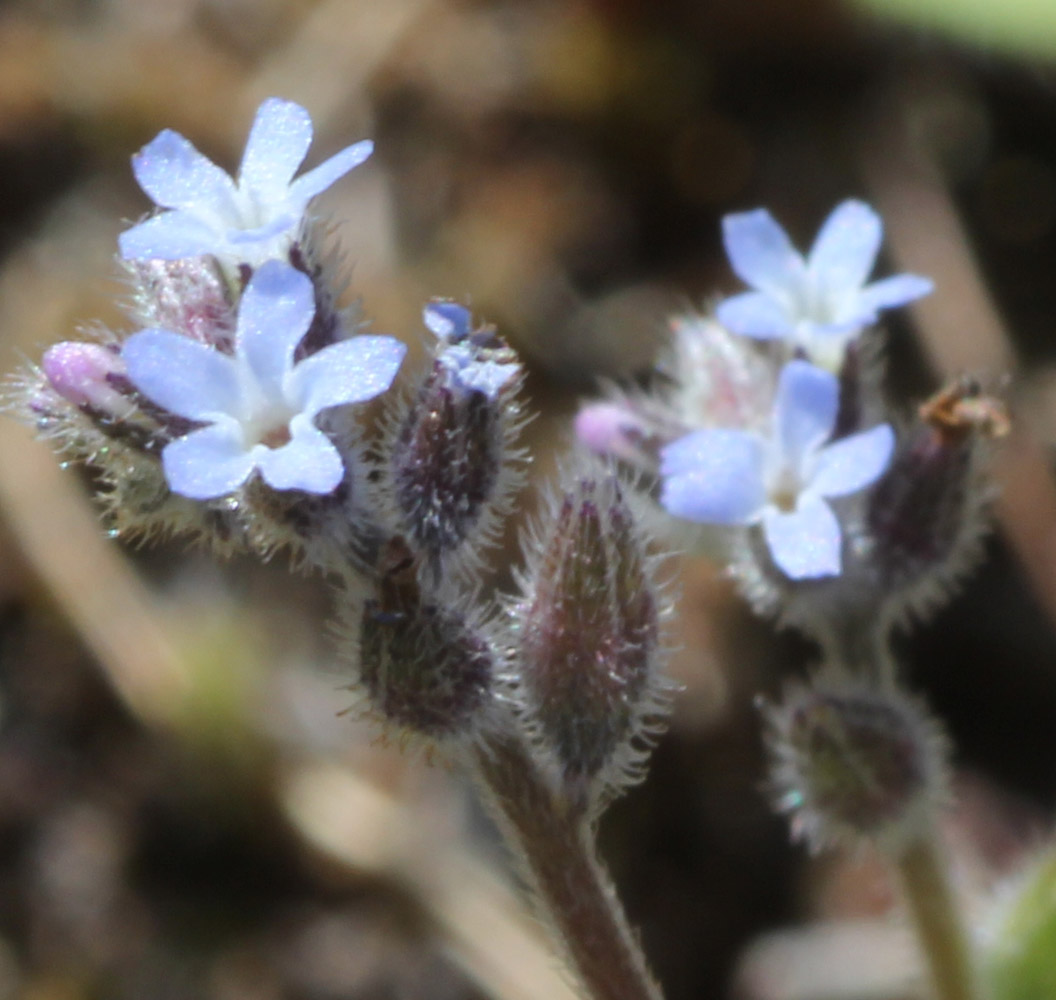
<box><xmin>716</xmin><ymin>200</ymin><xmax>933</xmax><ymax>367</ymax></box>
<box><xmin>660</xmin><ymin>360</ymin><xmax>894</xmax><ymax>579</ymax></box>
<box><xmin>122</xmin><ymin>260</ymin><xmax>405</xmax><ymax>500</ymax></box>
<box><xmin>119</xmin><ymin>98</ymin><xmax>373</xmax><ymax>264</ymax></box>
<box><xmin>423</xmin><ymin>300</ymin><xmax>518</xmax><ymax>399</ymax></box>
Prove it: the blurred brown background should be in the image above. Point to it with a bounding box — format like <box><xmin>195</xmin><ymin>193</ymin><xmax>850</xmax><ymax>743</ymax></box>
<box><xmin>2</xmin><ymin>1</ymin><xmax>1056</xmax><ymax>998</ymax></box>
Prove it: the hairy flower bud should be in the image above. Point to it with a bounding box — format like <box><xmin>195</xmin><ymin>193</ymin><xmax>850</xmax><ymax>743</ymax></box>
<box><xmin>354</xmin><ymin>538</ymin><xmax>496</xmax><ymax>739</ymax></box>
<box><xmin>866</xmin><ymin>377</ymin><xmax>1007</xmax><ymax>626</ymax></box>
<box><xmin>385</xmin><ymin>302</ymin><xmax>523</xmax><ymax>574</ymax></box>
<box><xmin>41</xmin><ymin>342</ymin><xmax>136</xmax><ymax>419</ymax></box>
<box><xmin>127</xmin><ymin>257</ymin><xmax>236</xmax><ymax>349</ymax></box>
<box><xmin>764</xmin><ymin>674</ymin><xmax>948</xmax><ymax>852</ymax></box>
<box><xmin>516</xmin><ymin>469</ymin><xmax>665</xmax><ymax>810</ymax></box>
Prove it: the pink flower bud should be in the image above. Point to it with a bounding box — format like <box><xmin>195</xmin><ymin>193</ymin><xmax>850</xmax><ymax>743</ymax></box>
<box><xmin>574</xmin><ymin>402</ymin><xmax>658</xmax><ymax>467</ymax></box>
<box><xmin>41</xmin><ymin>342</ymin><xmax>134</xmax><ymax>418</ymax></box>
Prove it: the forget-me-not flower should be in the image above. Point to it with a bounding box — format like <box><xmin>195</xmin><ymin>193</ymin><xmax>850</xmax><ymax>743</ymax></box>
<box><xmin>119</xmin><ymin>98</ymin><xmax>373</xmax><ymax>264</ymax></box>
<box><xmin>660</xmin><ymin>359</ymin><xmax>894</xmax><ymax>579</ymax></box>
<box><xmin>716</xmin><ymin>200</ymin><xmax>933</xmax><ymax>368</ymax></box>
<box><xmin>122</xmin><ymin>260</ymin><xmax>405</xmax><ymax>500</ymax></box>
<box><xmin>423</xmin><ymin>301</ymin><xmax>519</xmax><ymax>399</ymax></box>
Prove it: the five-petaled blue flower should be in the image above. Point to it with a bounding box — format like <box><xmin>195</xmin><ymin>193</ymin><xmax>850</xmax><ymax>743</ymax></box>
<box><xmin>716</xmin><ymin>200</ymin><xmax>933</xmax><ymax>368</ymax></box>
<box><xmin>660</xmin><ymin>359</ymin><xmax>894</xmax><ymax>580</ymax></box>
<box><xmin>119</xmin><ymin>98</ymin><xmax>373</xmax><ymax>264</ymax></box>
<box><xmin>122</xmin><ymin>260</ymin><xmax>405</xmax><ymax>500</ymax></box>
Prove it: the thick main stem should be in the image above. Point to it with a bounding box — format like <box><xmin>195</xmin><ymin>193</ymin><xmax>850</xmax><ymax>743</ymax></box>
<box><xmin>897</xmin><ymin>832</ymin><xmax>979</xmax><ymax>1000</ymax></box>
<box><xmin>469</xmin><ymin>731</ymin><xmax>663</xmax><ymax>1000</ymax></box>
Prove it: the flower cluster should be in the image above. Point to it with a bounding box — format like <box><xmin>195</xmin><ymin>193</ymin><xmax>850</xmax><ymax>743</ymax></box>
<box><xmin>575</xmin><ymin>199</ymin><xmax>992</xmax><ymax>633</ymax></box>
<box><xmin>16</xmin><ymin>98</ymin><xmax>669</xmax><ymax>803</ymax></box>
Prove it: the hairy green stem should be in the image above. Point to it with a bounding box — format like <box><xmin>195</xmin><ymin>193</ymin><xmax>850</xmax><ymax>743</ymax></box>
<box><xmin>897</xmin><ymin>832</ymin><xmax>980</xmax><ymax>1000</ymax></box>
<box><xmin>469</xmin><ymin>730</ymin><xmax>663</xmax><ymax>1000</ymax></box>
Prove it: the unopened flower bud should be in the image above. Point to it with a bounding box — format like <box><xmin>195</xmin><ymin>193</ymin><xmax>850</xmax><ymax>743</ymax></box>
<box><xmin>41</xmin><ymin>342</ymin><xmax>135</xmax><ymax>419</ymax></box>
<box><xmin>517</xmin><ymin>470</ymin><xmax>664</xmax><ymax>809</ymax></box>
<box><xmin>574</xmin><ymin>401</ymin><xmax>667</xmax><ymax>472</ymax></box>
<box><xmin>866</xmin><ymin>377</ymin><xmax>1007</xmax><ymax>624</ymax></box>
<box><xmin>765</xmin><ymin>675</ymin><xmax>948</xmax><ymax>852</ymax></box>
<box><xmin>127</xmin><ymin>257</ymin><xmax>236</xmax><ymax>349</ymax></box>
<box><xmin>387</xmin><ymin>302</ymin><xmax>523</xmax><ymax>572</ymax></box>
<box><xmin>355</xmin><ymin>538</ymin><xmax>496</xmax><ymax>739</ymax></box>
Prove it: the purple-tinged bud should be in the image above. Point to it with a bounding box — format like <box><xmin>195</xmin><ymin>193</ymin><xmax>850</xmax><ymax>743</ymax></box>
<box><xmin>517</xmin><ymin>471</ymin><xmax>664</xmax><ymax>810</ymax></box>
<box><xmin>355</xmin><ymin>538</ymin><xmax>496</xmax><ymax>739</ymax></box>
<box><xmin>764</xmin><ymin>674</ymin><xmax>948</xmax><ymax>853</ymax></box>
<box><xmin>41</xmin><ymin>342</ymin><xmax>135</xmax><ymax>419</ymax></box>
<box><xmin>128</xmin><ymin>257</ymin><xmax>236</xmax><ymax>350</ymax></box>
<box><xmin>866</xmin><ymin>377</ymin><xmax>1007</xmax><ymax>625</ymax></box>
<box><xmin>665</xmin><ymin>314</ymin><xmax>775</xmax><ymax>434</ymax></box>
<box><xmin>386</xmin><ymin>303</ymin><xmax>523</xmax><ymax>573</ymax></box>
<box><xmin>574</xmin><ymin>401</ymin><xmax>669</xmax><ymax>472</ymax></box>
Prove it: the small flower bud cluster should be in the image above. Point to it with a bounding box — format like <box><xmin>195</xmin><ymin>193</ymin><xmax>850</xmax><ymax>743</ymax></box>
<box><xmin>763</xmin><ymin>672</ymin><xmax>949</xmax><ymax>852</ymax></box>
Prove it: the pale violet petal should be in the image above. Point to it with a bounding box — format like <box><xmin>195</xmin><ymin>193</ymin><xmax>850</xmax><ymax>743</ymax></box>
<box><xmin>660</xmin><ymin>428</ymin><xmax>766</xmax><ymax>524</ymax></box>
<box><xmin>162</xmin><ymin>423</ymin><xmax>255</xmax><ymax>500</ymax></box>
<box><xmin>119</xmin><ymin>212</ymin><xmax>222</xmax><ymax>261</ymax></box>
<box><xmin>131</xmin><ymin>129</ymin><xmax>237</xmax><ymax>213</ymax></box>
<box><xmin>237</xmin><ymin>261</ymin><xmax>315</xmax><ymax>396</ymax></box>
<box><xmin>716</xmin><ymin>291</ymin><xmax>794</xmax><ymax>339</ymax></box>
<box><xmin>123</xmin><ymin>330</ymin><xmax>240</xmax><ymax>420</ymax></box>
<box><xmin>287</xmin><ymin>335</ymin><xmax>406</xmax><ymax>416</ymax></box>
<box><xmin>722</xmin><ymin>208</ymin><xmax>806</xmax><ymax>298</ymax></box>
<box><xmin>288</xmin><ymin>140</ymin><xmax>373</xmax><ymax>205</ymax></box>
<box><xmin>807</xmin><ymin>200</ymin><xmax>882</xmax><ymax>294</ymax></box>
<box><xmin>858</xmin><ymin>274</ymin><xmax>934</xmax><ymax>314</ymax></box>
<box><xmin>443</xmin><ymin>348</ymin><xmax>518</xmax><ymax>398</ymax></box>
<box><xmin>424</xmin><ymin>301</ymin><xmax>472</xmax><ymax>341</ymax></box>
<box><xmin>762</xmin><ymin>495</ymin><xmax>841</xmax><ymax>579</ymax></box>
<box><xmin>811</xmin><ymin>424</ymin><xmax>894</xmax><ymax>498</ymax></box>
<box><xmin>254</xmin><ymin>415</ymin><xmax>343</xmax><ymax>493</ymax></box>
<box><xmin>775</xmin><ymin>360</ymin><xmax>838</xmax><ymax>467</ymax></box>
<box><xmin>239</xmin><ymin>98</ymin><xmax>313</xmax><ymax>199</ymax></box>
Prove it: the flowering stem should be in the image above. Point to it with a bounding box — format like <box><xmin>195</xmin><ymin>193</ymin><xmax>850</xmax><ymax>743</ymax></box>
<box><xmin>469</xmin><ymin>729</ymin><xmax>664</xmax><ymax>1000</ymax></box>
<box><xmin>896</xmin><ymin>831</ymin><xmax>979</xmax><ymax>1000</ymax></box>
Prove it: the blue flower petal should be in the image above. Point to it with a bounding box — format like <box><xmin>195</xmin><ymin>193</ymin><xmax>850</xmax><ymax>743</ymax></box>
<box><xmin>660</xmin><ymin>428</ymin><xmax>766</xmax><ymax>523</ymax></box>
<box><xmin>423</xmin><ymin>301</ymin><xmax>472</xmax><ymax>341</ymax></box>
<box><xmin>807</xmin><ymin>200</ymin><xmax>882</xmax><ymax>295</ymax></box>
<box><xmin>254</xmin><ymin>415</ymin><xmax>344</xmax><ymax>493</ymax></box>
<box><xmin>722</xmin><ymin>208</ymin><xmax>806</xmax><ymax>298</ymax></box>
<box><xmin>239</xmin><ymin>98</ymin><xmax>313</xmax><ymax>200</ymax></box>
<box><xmin>123</xmin><ymin>329</ymin><xmax>240</xmax><ymax>420</ymax></box>
<box><xmin>775</xmin><ymin>360</ymin><xmax>838</xmax><ymax>467</ymax></box>
<box><xmin>289</xmin><ymin>140</ymin><xmax>374</xmax><ymax>205</ymax></box>
<box><xmin>442</xmin><ymin>345</ymin><xmax>517</xmax><ymax>398</ymax></box>
<box><xmin>716</xmin><ymin>291</ymin><xmax>795</xmax><ymax>339</ymax></box>
<box><xmin>811</xmin><ymin>424</ymin><xmax>894</xmax><ymax>498</ymax></box>
<box><xmin>762</xmin><ymin>495</ymin><xmax>842</xmax><ymax>579</ymax></box>
<box><xmin>859</xmin><ymin>274</ymin><xmax>934</xmax><ymax>314</ymax></box>
<box><xmin>237</xmin><ymin>261</ymin><xmax>315</xmax><ymax>396</ymax></box>
<box><xmin>119</xmin><ymin>211</ymin><xmax>223</xmax><ymax>261</ymax></box>
<box><xmin>130</xmin><ymin>129</ymin><xmax>237</xmax><ymax>215</ymax></box>
<box><xmin>162</xmin><ymin>423</ymin><xmax>256</xmax><ymax>499</ymax></box>
<box><xmin>287</xmin><ymin>335</ymin><xmax>406</xmax><ymax>416</ymax></box>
